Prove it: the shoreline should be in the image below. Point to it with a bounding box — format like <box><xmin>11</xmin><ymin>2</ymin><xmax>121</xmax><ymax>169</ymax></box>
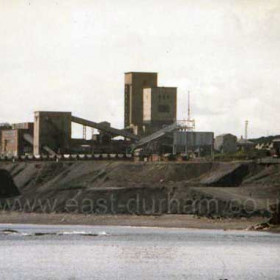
<box><xmin>1</xmin><ymin>212</ymin><xmax>279</xmax><ymax>232</ymax></box>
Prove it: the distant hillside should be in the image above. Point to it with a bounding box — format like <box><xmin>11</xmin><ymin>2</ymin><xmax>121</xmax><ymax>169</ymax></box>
<box><xmin>250</xmin><ymin>135</ymin><xmax>280</xmax><ymax>144</ymax></box>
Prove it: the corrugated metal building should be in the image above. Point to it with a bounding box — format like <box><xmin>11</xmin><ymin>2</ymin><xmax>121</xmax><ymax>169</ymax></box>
<box><xmin>173</xmin><ymin>131</ymin><xmax>214</xmax><ymax>155</ymax></box>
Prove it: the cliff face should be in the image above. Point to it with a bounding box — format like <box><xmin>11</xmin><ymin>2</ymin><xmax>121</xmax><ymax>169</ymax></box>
<box><xmin>0</xmin><ymin>161</ymin><xmax>279</xmax><ymax>217</ymax></box>
<box><xmin>0</xmin><ymin>169</ymin><xmax>20</xmax><ymax>198</ymax></box>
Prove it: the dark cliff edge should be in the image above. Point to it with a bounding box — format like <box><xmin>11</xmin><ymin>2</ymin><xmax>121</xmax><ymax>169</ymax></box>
<box><xmin>0</xmin><ymin>169</ymin><xmax>20</xmax><ymax>198</ymax></box>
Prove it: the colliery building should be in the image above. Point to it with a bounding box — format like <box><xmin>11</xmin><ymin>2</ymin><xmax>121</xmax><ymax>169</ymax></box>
<box><xmin>0</xmin><ymin>72</ymin><xmax>215</xmax><ymax>160</ymax></box>
<box><xmin>124</xmin><ymin>72</ymin><xmax>177</xmax><ymax>136</ymax></box>
<box><xmin>173</xmin><ymin>131</ymin><xmax>214</xmax><ymax>156</ymax></box>
<box><xmin>1</xmin><ymin>123</ymin><xmax>33</xmax><ymax>156</ymax></box>
<box><xmin>33</xmin><ymin>111</ymin><xmax>72</xmax><ymax>155</ymax></box>
<box><xmin>143</xmin><ymin>87</ymin><xmax>177</xmax><ymax>135</ymax></box>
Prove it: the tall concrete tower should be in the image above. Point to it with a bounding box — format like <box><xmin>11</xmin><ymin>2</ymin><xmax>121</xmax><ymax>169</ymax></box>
<box><xmin>33</xmin><ymin>111</ymin><xmax>72</xmax><ymax>155</ymax></box>
<box><xmin>124</xmin><ymin>72</ymin><xmax>158</xmax><ymax>135</ymax></box>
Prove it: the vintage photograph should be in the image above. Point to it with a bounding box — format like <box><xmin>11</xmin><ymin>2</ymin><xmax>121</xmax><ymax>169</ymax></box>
<box><xmin>0</xmin><ymin>0</ymin><xmax>279</xmax><ymax>279</ymax></box>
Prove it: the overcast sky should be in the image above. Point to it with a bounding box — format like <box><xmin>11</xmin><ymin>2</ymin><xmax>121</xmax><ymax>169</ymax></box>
<box><xmin>0</xmin><ymin>0</ymin><xmax>279</xmax><ymax>138</ymax></box>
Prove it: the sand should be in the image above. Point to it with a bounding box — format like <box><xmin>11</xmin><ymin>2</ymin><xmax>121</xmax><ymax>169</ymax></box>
<box><xmin>0</xmin><ymin>211</ymin><xmax>275</xmax><ymax>231</ymax></box>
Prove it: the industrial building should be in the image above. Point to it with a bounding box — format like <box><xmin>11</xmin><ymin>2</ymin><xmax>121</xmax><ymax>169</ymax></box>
<box><xmin>173</xmin><ymin>131</ymin><xmax>214</xmax><ymax>156</ymax></box>
<box><xmin>0</xmin><ymin>108</ymin><xmax>213</xmax><ymax>159</ymax></box>
<box><xmin>0</xmin><ymin>123</ymin><xmax>11</xmax><ymax>152</ymax></box>
<box><xmin>0</xmin><ymin>123</ymin><xmax>33</xmax><ymax>156</ymax></box>
<box><xmin>33</xmin><ymin>111</ymin><xmax>72</xmax><ymax>155</ymax></box>
<box><xmin>32</xmin><ymin>112</ymin><xmax>139</xmax><ymax>156</ymax></box>
<box><xmin>124</xmin><ymin>72</ymin><xmax>177</xmax><ymax>136</ymax></box>
<box><xmin>237</xmin><ymin>138</ymin><xmax>255</xmax><ymax>152</ymax></box>
<box><xmin>0</xmin><ymin>111</ymin><xmax>138</xmax><ymax>157</ymax></box>
<box><xmin>0</xmin><ymin>72</ymin><xmax>217</xmax><ymax>160</ymax></box>
<box><xmin>214</xmin><ymin>134</ymin><xmax>237</xmax><ymax>154</ymax></box>
<box><xmin>143</xmin><ymin>87</ymin><xmax>177</xmax><ymax>134</ymax></box>
<box><xmin>124</xmin><ymin>72</ymin><xmax>157</xmax><ymax>135</ymax></box>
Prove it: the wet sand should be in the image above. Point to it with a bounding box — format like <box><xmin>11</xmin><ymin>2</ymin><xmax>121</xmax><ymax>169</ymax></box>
<box><xmin>1</xmin><ymin>211</ymin><xmax>277</xmax><ymax>231</ymax></box>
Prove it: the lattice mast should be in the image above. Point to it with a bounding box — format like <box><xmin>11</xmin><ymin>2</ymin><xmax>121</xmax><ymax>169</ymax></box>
<box><xmin>177</xmin><ymin>90</ymin><xmax>196</xmax><ymax>131</ymax></box>
<box><xmin>185</xmin><ymin>91</ymin><xmax>195</xmax><ymax>131</ymax></box>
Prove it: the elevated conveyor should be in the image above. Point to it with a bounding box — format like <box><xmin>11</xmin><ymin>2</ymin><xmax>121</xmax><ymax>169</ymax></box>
<box><xmin>131</xmin><ymin>122</ymin><xmax>180</xmax><ymax>150</ymax></box>
<box><xmin>71</xmin><ymin>116</ymin><xmax>140</xmax><ymax>141</ymax></box>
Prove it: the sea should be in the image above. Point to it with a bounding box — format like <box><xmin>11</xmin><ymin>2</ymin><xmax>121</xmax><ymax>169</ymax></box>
<box><xmin>0</xmin><ymin>224</ymin><xmax>279</xmax><ymax>279</ymax></box>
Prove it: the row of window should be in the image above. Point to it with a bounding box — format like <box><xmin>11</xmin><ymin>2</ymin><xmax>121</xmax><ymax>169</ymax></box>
<box><xmin>158</xmin><ymin>94</ymin><xmax>170</xmax><ymax>100</ymax></box>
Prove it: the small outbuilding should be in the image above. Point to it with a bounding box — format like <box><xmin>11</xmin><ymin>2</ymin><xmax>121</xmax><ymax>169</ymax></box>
<box><xmin>214</xmin><ymin>134</ymin><xmax>237</xmax><ymax>154</ymax></box>
<box><xmin>237</xmin><ymin>138</ymin><xmax>255</xmax><ymax>152</ymax></box>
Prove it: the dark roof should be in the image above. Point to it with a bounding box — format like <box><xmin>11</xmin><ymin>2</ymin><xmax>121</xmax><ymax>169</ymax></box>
<box><xmin>216</xmin><ymin>133</ymin><xmax>236</xmax><ymax>138</ymax></box>
<box><xmin>238</xmin><ymin>139</ymin><xmax>254</xmax><ymax>145</ymax></box>
<box><xmin>144</xmin><ymin>86</ymin><xmax>177</xmax><ymax>90</ymax></box>
<box><xmin>125</xmin><ymin>72</ymin><xmax>158</xmax><ymax>74</ymax></box>
<box><xmin>34</xmin><ymin>111</ymin><xmax>72</xmax><ymax>114</ymax></box>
